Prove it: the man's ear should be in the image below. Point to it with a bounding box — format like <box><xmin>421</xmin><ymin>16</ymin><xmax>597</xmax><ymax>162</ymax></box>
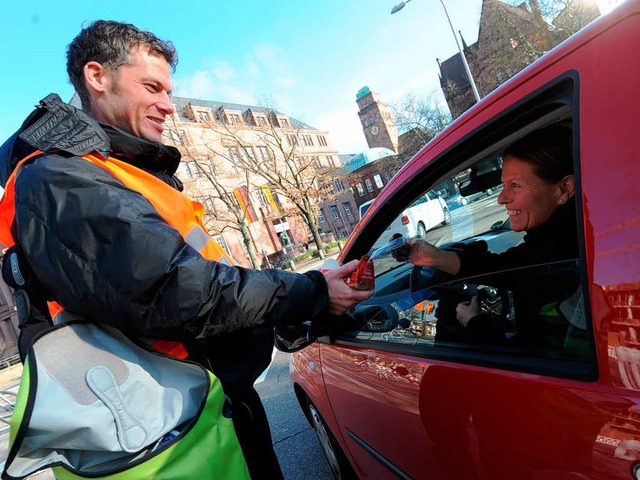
<box><xmin>560</xmin><ymin>174</ymin><xmax>576</xmax><ymax>198</ymax></box>
<box><xmin>83</xmin><ymin>61</ymin><xmax>110</xmax><ymax>95</ymax></box>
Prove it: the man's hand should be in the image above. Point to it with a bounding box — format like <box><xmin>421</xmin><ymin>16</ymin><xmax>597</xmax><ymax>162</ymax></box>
<box><xmin>323</xmin><ymin>259</ymin><xmax>374</xmax><ymax>315</ymax></box>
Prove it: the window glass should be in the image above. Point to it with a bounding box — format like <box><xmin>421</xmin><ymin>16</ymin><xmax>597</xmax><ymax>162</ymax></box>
<box><xmin>374</xmin><ymin>174</ymin><xmax>384</xmax><ymax>189</ymax></box>
<box><xmin>365</xmin><ymin>179</ymin><xmax>374</xmax><ymax>192</ymax></box>
<box><xmin>342</xmin><ymin>125</ymin><xmax>592</xmax><ymax>371</ymax></box>
<box><xmin>348</xmin><ymin>261</ymin><xmax>588</xmax><ymax>363</ymax></box>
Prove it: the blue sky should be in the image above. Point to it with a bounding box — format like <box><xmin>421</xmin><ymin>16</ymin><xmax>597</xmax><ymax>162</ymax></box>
<box><xmin>0</xmin><ymin>0</ymin><xmax>625</xmax><ymax>153</ymax></box>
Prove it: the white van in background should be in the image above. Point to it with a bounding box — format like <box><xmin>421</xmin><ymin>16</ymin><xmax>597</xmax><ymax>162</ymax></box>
<box><xmin>359</xmin><ymin>190</ymin><xmax>450</xmax><ymax>239</ymax></box>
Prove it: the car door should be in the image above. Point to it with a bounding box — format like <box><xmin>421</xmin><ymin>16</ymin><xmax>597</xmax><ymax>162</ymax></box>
<box><xmin>319</xmin><ymin>72</ymin><xmax>640</xmax><ymax>479</ymax></box>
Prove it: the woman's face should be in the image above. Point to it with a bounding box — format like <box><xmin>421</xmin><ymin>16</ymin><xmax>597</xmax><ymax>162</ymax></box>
<box><xmin>497</xmin><ymin>155</ymin><xmax>571</xmax><ymax>232</ymax></box>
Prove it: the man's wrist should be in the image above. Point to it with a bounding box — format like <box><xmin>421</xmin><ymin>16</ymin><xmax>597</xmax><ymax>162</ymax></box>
<box><xmin>304</xmin><ymin>270</ymin><xmax>330</xmax><ymax>320</ymax></box>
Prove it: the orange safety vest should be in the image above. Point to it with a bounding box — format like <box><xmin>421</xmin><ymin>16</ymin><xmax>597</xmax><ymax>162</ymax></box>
<box><xmin>0</xmin><ymin>150</ymin><xmax>235</xmax><ymax>358</ymax></box>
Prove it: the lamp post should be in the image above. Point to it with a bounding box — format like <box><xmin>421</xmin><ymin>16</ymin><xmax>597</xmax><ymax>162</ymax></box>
<box><xmin>391</xmin><ymin>0</ymin><xmax>481</xmax><ymax>103</ymax></box>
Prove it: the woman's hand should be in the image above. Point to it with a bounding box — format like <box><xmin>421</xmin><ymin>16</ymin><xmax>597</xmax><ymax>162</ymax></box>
<box><xmin>456</xmin><ymin>295</ymin><xmax>480</xmax><ymax>327</ymax></box>
<box><xmin>407</xmin><ymin>238</ymin><xmax>461</xmax><ymax>275</ymax></box>
<box><xmin>407</xmin><ymin>238</ymin><xmax>440</xmax><ymax>267</ymax></box>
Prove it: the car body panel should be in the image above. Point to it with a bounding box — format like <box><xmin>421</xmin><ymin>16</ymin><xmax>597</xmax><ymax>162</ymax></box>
<box><xmin>291</xmin><ymin>3</ymin><xmax>640</xmax><ymax>479</ymax></box>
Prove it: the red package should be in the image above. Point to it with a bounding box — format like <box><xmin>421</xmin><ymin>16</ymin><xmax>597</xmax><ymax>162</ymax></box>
<box><xmin>344</xmin><ymin>255</ymin><xmax>375</xmax><ymax>291</ymax></box>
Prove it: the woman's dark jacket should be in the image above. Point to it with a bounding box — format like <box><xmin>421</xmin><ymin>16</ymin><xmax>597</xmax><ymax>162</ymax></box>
<box><xmin>444</xmin><ymin>199</ymin><xmax>581</xmax><ymax>345</ymax></box>
<box><xmin>0</xmin><ymin>94</ymin><xmax>329</xmax><ymax>393</ymax></box>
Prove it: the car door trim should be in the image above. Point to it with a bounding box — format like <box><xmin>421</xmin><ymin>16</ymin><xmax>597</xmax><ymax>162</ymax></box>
<box><xmin>345</xmin><ymin>427</ymin><xmax>413</xmax><ymax>480</ymax></box>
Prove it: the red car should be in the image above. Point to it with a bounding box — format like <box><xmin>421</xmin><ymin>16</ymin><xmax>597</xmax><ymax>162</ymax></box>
<box><xmin>289</xmin><ymin>2</ymin><xmax>640</xmax><ymax>479</ymax></box>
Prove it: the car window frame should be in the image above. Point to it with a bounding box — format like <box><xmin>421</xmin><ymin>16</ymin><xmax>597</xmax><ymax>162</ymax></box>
<box><xmin>324</xmin><ymin>71</ymin><xmax>598</xmax><ymax>382</ymax></box>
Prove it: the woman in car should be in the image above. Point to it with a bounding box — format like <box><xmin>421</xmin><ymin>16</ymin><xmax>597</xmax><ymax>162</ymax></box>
<box><xmin>408</xmin><ymin>125</ymin><xmax>583</xmax><ymax>348</ymax></box>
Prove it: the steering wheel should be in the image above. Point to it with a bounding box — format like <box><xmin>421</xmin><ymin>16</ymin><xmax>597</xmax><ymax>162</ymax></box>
<box><xmin>475</xmin><ymin>285</ymin><xmax>512</xmax><ymax>323</ymax></box>
<box><xmin>409</xmin><ymin>264</ymin><xmax>455</xmax><ymax>293</ymax></box>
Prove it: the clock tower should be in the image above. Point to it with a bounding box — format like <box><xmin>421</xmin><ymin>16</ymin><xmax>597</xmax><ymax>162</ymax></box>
<box><xmin>356</xmin><ymin>86</ymin><xmax>398</xmax><ymax>152</ymax></box>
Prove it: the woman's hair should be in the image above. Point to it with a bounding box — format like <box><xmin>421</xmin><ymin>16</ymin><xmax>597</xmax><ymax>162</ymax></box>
<box><xmin>503</xmin><ymin>125</ymin><xmax>573</xmax><ymax>183</ymax></box>
<box><xmin>67</xmin><ymin>20</ymin><xmax>178</xmax><ymax>110</ymax></box>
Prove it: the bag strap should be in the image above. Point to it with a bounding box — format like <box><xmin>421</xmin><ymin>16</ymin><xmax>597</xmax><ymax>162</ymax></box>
<box><xmin>1</xmin><ymin>245</ymin><xmax>53</xmax><ymax>361</ymax></box>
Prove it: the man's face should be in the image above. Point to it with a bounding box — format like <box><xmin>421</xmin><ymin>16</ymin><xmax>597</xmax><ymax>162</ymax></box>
<box><xmin>92</xmin><ymin>46</ymin><xmax>174</xmax><ymax>143</ymax></box>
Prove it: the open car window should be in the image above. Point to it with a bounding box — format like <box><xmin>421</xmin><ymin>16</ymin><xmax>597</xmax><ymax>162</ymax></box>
<box><xmin>371</xmin><ymin>154</ymin><xmax>522</xmax><ymax>279</ymax></box>
<box><xmin>336</xmin><ymin>103</ymin><xmax>595</xmax><ymax>379</ymax></box>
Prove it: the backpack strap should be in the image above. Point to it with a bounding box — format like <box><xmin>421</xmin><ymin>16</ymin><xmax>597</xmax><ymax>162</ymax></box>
<box><xmin>1</xmin><ymin>245</ymin><xmax>53</xmax><ymax>361</ymax></box>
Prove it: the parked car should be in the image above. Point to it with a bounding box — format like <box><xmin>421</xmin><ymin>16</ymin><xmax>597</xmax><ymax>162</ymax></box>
<box><xmin>359</xmin><ymin>190</ymin><xmax>450</xmax><ymax>242</ymax></box>
<box><xmin>445</xmin><ymin>187</ymin><xmax>498</xmax><ymax>210</ymax></box>
<box><xmin>289</xmin><ymin>4</ymin><xmax>640</xmax><ymax>479</ymax></box>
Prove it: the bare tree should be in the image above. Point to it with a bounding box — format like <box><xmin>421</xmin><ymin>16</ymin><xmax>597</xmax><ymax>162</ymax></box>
<box><xmin>165</xmin><ymin>119</ymin><xmax>264</xmax><ymax>269</ymax></box>
<box><xmin>390</xmin><ymin>90</ymin><xmax>452</xmax><ymax>162</ymax></box>
<box><xmin>208</xmin><ymin>109</ymin><xmax>341</xmax><ymax>254</ymax></box>
<box><xmin>391</xmin><ymin>91</ymin><xmax>452</xmax><ymax>140</ymax></box>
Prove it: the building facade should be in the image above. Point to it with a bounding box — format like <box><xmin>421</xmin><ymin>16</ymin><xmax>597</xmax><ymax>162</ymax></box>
<box><xmin>356</xmin><ymin>86</ymin><xmax>399</xmax><ymax>152</ymax></box>
<box><xmin>164</xmin><ymin>96</ymin><xmax>352</xmax><ymax>266</ymax></box>
<box><xmin>438</xmin><ymin>0</ymin><xmax>600</xmax><ymax>118</ymax></box>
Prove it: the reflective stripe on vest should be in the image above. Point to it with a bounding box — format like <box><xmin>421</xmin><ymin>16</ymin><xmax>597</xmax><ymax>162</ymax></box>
<box><xmin>0</xmin><ymin>150</ymin><xmax>234</xmax><ymax>357</ymax></box>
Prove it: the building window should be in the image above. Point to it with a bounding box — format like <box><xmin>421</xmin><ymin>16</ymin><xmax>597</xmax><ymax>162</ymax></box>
<box><xmin>244</xmin><ymin>146</ymin><xmax>256</xmax><ymax>163</ymax></box>
<box><xmin>365</xmin><ymin>178</ymin><xmax>374</xmax><ymax>193</ymax></box>
<box><xmin>343</xmin><ymin>202</ymin><xmax>352</xmax><ymax>216</ymax></box>
<box><xmin>280</xmin><ymin>118</ymin><xmax>290</xmax><ymax>128</ymax></box>
<box><xmin>384</xmin><ymin>171</ymin><xmax>392</xmax><ymax>182</ymax></box>
<box><xmin>311</xmin><ymin>156</ymin><xmax>321</xmax><ymax>169</ymax></box>
<box><xmin>334</xmin><ymin>178</ymin><xmax>345</xmax><ymax>191</ymax></box>
<box><xmin>287</xmin><ymin>134</ymin><xmax>298</xmax><ymax>146</ymax></box>
<box><xmin>319</xmin><ymin>209</ymin><xmax>326</xmax><ymax>223</ymax></box>
<box><xmin>183</xmin><ymin>161</ymin><xmax>199</xmax><ymax>179</ymax></box>
<box><xmin>203</xmin><ymin>196</ymin><xmax>216</xmax><ymax>214</ymax></box>
<box><xmin>256</xmin><ymin>116</ymin><xmax>267</xmax><ymax>126</ymax></box>
<box><xmin>213</xmin><ymin>234</ymin><xmax>230</xmax><ymax>255</ymax></box>
<box><xmin>254</xmin><ymin>188</ymin><xmax>268</xmax><ymax>207</ymax></box>
<box><xmin>317</xmin><ymin>135</ymin><xmax>328</xmax><ymax>147</ymax></box>
<box><xmin>197</xmin><ymin>111</ymin><xmax>211</xmax><ymax>122</ymax></box>
<box><xmin>320</xmin><ymin>179</ymin><xmax>332</xmax><ymax>192</ymax></box>
<box><xmin>374</xmin><ymin>174</ymin><xmax>384</xmax><ymax>189</ymax></box>
<box><xmin>207</xmin><ymin>158</ymin><xmax>218</xmax><ymax>175</ymax></box>
<box><xmin>228</xmin><ymin>113</ymin><xmax>241</xmax><ymax>125</ymax></box>
<box><xmin>357</xmin><ymin>183</ymin><xmax>365</xmax><ymax>196</ymax></box>
<box><xmin>363</xmin><ymin>118</ymin><xmax>369</xmax><ymax>127</ymax></box>
<box><xmin>256</xmin><ymin>146</ymin><xmax>273</xmax><ymax>168</ymax></box>
<box><xmin>226</xmin><ymin>147</ymin><xmax>242</xmax><ymax>174</ymax></box>
<box><xmin>330</xmin><ymin>205</ymin><xmax>340</xmax><ymax>219</ymax></box>
<box><xmin>169</xmin><ymin>129</ymin><xmax>190</xmax><ymax>147</ymax></box>
<box><xmin>302</xmin><ymin>135</ymin><xmax>314</xmax><ymax>147</ymax></box>
<box><xmin>325</xmin><ymin>155</ymin><xmax>335</xmax><ymax>167</ymax></box>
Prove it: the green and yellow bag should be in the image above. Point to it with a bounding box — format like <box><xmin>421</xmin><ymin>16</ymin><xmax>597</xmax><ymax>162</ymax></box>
<box><xmin>1</xmin><ymin>321</ymin><xmax>250</xmax><ymax>480</ymax></box>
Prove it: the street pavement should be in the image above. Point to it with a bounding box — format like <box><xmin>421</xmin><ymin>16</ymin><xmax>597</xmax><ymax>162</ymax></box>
<box><xmin>291</xmin><ymin>250</ymin><xmax>339</xmax><ymax>273</ymax></box>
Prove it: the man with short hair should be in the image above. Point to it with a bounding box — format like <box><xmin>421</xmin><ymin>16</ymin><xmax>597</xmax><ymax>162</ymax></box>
<box><xmin>0</xmin><ymin>20</ymin><xmax>371</xmax><ymax>479</ymax></box>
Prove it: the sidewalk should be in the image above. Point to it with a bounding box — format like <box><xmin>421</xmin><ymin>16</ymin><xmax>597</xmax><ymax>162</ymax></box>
<box><xmin>0</xmin><ymin>364</ymin><xmax>22</xmax><ymax>387</ymax></box>
<box><xmin>292</xmin><ymin>251</ymin><xmax>339</xmax><ymax>273</ymax></box>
